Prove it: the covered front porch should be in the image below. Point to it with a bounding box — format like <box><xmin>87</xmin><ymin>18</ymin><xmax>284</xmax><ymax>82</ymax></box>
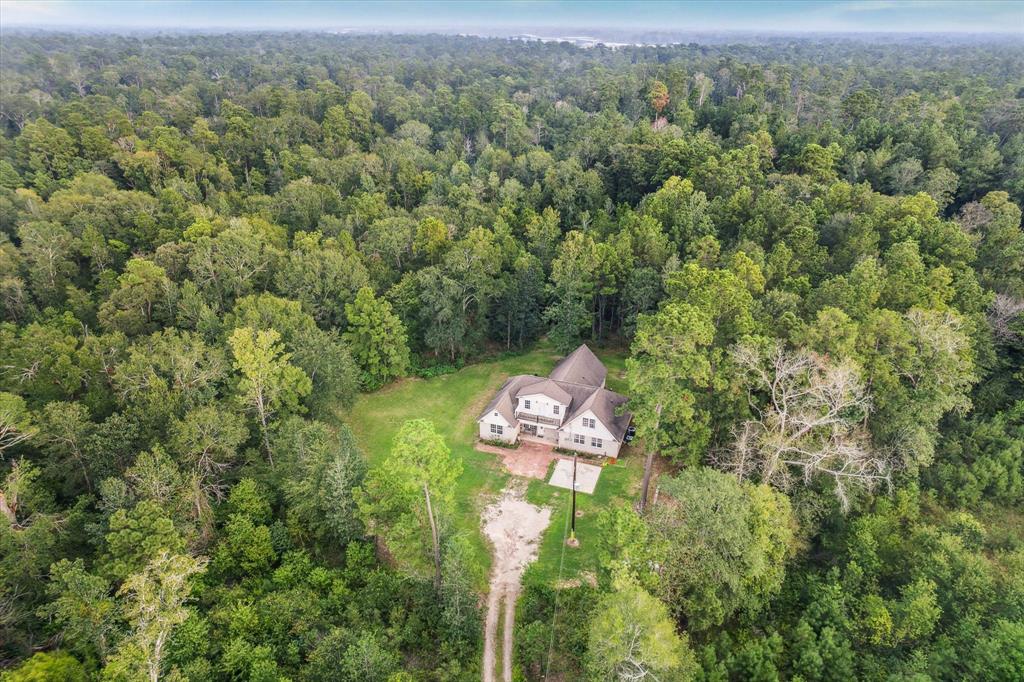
<box><xmin>519</xmin><ymin>421</ymin><xmax>558</xmax><ymax>444</ymax></box>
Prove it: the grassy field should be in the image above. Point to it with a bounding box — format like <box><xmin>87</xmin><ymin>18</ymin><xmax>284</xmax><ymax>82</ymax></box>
<box><xmin>342</xmin><ymin>340</ymin><xmax>641</xmax><ymax>586</ymax></box>
<box><xmin>523</xmin><ymin>453</ymin><xmax>643</xmax><ymax>584</ymax></box>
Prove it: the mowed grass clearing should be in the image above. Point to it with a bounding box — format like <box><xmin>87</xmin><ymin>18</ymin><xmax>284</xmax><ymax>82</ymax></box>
<box><xmin>524</xmin><ymin>451</ymin><xmax>643</xmax><ymax>584</ymax></box>
<box><xmin>342</xmin><ymin>341</ymin><xmax>641</xmax><ymax>586</ymax></box>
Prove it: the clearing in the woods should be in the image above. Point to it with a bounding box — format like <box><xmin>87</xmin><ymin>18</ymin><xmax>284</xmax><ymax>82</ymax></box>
<box><xmin>343</xmin><ymin>341</ymin><xmax>643</xmax><ymax>679</ymax></box>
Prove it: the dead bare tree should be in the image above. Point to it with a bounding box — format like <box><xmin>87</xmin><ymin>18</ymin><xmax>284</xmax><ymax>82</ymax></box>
<box><xmin>0</xmin><ymin>397</ymin><xmax>36</xmax><ymax>460</ymax></box>
<box><xmin>715</xmin><ymin>343</ymin><xmax>892</xmax><ymax>511</ymax></box>
<box><xmin>956</xmin><ymin>200</ymin><xmax>993</xmax><ymax>234</ymax></box>
<box><xmin>693</xmin><ymin>72</ymin><xmax>714</xmax><ymax>108</ymax></box>
<box><xmin>988</xmin><ymin>293</ymin><xmax>1024</xmax><ymax>343</ymax></box>
<box><xmin>1</xmin><ymin>459</ymin><xmax>35</xmax><ymax>528</ymax></box>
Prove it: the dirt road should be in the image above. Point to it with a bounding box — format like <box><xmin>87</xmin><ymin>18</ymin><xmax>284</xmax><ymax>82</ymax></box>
<box><xmin>481</xmin><ymin>483</ymin><xmax>551</xmax><ymax>682</ymax></box>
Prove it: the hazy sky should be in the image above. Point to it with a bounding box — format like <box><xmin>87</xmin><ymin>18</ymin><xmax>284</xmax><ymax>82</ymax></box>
<box><xmin>2</xmin><ymin>1</ymin><xmax>1022</xmax><ymax>35</ymax></box>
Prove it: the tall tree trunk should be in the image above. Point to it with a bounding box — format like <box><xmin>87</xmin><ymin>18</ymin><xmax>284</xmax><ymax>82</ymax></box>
<box><xmin>256</xmin><ymin>394</ymin><xmax>274</xmax><ymax>467</ymax></box>
<box><xmin>260</xmin><ymin>421</ymin><xmax>273</xmax><ymax>467</ymax></box>
<box><xmin>638</xmin><ymin>449</ymin><xmax>656</xmax><ymax>514</ymax></box>
<box><xmin>0</xmin><ymin>491</ymin><xmax>17</xmax><ymax>526</ymax></box>
<box><xmin>424</xmin><ymin>483</ymin><xmax>442</xmax><ymax>592</ymax></box>
<box><xmin>75</xmin><ymin>451</ymin><xmax>92</xmax><ymax>493</ymax></box>
<box><xmin>148</xmin><ymin>633</ymin><xmax>164</xmax><ymax>682</ymax></box>
<box><xmin>637</xmin><ymin>403</ymin><xmax>662</xmax><ymax>514</ymax></box>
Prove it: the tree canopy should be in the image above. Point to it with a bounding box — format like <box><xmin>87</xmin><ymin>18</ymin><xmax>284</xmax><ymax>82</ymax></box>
<box><xmin>1</xmin><ymin>28</ymin><xmax>1021</xmax><ymax>681</ymax></box>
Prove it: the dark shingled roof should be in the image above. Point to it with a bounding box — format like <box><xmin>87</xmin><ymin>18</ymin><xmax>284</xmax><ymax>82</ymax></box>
<box><xmin>478</xmin><ymin>374</ymin><xmax>541</xmax><ymax>426</ymax></box>
<box><xmin>478</xmin><ymin>345</ymin><xmax>631</xmax><ymax>440</ymax></box>
<box><xmin>517</xmin><ymin>378</ymin><xmax>572</xmax><ymax>405</ymax></box>
<box><xmin>549</xmin><ymin>344</ymin><xmax>607</xmax><ymax>387</ymax></box>
<box><xmin>565</xmin><ymin>387</ymin><xmax>632</xmax><ymax>440</ymax></box>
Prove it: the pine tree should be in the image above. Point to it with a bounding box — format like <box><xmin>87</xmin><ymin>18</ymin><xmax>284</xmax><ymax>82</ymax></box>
<box><xmin>344</xmin><ymin>286</ymin><xmax>410</xmax><ymax>389</ymax></box>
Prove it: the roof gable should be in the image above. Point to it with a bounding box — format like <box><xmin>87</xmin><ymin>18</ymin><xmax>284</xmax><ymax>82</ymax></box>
<box><xmin>549</xmin><ymin>344</ymin><xmax>607</xmax><ymax>387</ymax></box>
<box><xmin>565</xmin><ymin>387</ymin><xmax>632</xmax><ymax>440</ymax></box>
<box><xmin>478</xmin><ymin>374</ymin><xmax>541</xmax><ymax>424</ymax></box>
<box><xmin>518</xmin><ymin>379</ymin><xmax>571</xmax><ymax>405</ymax></box>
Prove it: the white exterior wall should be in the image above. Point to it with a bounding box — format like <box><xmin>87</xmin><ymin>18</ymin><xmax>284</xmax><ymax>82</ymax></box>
<box><xmin>516</xmin><ymin>393</ymin><xmax>566</xmax><ymax>423</ymax></box>
<box><xmin>557</xmin><ymin>409</ymin><xmax>621</xmax><ymax>457</ymax></box>
<box><xmin>478</xmin><ymin>412</ymin><xmax>517</xmax><ymax>443</ymax></box>
<box><xmin>556</xmin><ymin>429</ymin><xmax>620</xmax><ymax>457</ymax></box>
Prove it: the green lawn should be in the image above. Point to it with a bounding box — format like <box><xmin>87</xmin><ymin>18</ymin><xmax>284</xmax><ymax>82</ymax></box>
<box><xmin>524</xmin><ymin>451</ymin><xmax>643</xmax><ymax>584</ymax></box>
<box><xmin>341</xmin><ymin>341</ymin><xmax>641</xmax><ymax>586</ymax></box>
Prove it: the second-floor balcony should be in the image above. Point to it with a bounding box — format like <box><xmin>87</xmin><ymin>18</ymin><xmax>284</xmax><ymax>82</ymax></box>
<box><xmin>515</xmin><ymin>410</ymin><xmax>561</xmax><ymax>427</ymax></box>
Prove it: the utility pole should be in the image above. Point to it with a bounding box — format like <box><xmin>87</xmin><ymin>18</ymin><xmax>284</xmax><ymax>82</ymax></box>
<box><xmin>571</xmin><ymin>454</ymin><xmax>577</xmax><ymax>535</ymax></box>
<box><xmin>569</xmin><ymin>452</ymin><xmax>578</xmax><ymax>545</ymax></box>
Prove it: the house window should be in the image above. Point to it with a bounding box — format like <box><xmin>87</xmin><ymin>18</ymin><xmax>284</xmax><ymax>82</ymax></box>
<box><xmin>591</xmin><ymin>437</ymin><xmax>602</xmax><ymax>448</ymax></box>
<box><xmin>524</xmin><ymin>399</ymin><xmax>531</xmax><ymax>410</ymax></box>
<box><xmin>553</xmin><ymin>405</ymin><xmax>560</xmax><ymax>415</ymax></box>
<box><xmin>490</xmin><ymin>424</ymin><xmax>503</xmax><ymax>436</ymax></box>
<box><xmin>573</xmin><ymin>433</ymin><xmax>585</xmax><ymax>445</ymax></box>
<box><xmin>583</xmin><ymin>417</ymin><xmax>595</xmax><ymax>429</ymax></box>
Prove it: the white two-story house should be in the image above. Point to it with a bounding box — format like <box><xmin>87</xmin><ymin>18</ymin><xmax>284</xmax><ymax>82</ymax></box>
<box><xmin>477</xmin><ymin>345</ymin><xmax>632</xmax><ymax>459</ymax></box>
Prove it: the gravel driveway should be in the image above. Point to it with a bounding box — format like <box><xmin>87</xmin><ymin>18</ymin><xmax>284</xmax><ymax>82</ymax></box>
<box><xmin>481</xmin><ymin>483</ymin><xmax>551</xmax><ymax>682</ymax></box>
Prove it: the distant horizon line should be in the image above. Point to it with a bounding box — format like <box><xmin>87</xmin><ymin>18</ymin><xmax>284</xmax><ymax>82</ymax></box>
<box><xmin>4</xmin><ymin>24</ymin><xmax>1022</xmax><ymax>39</ymax></box>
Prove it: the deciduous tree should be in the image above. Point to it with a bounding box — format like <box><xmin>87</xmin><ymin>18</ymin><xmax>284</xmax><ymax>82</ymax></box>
<box><xmin>546</xmin><ymin>230</ymin><xmax>599</xmax><ymax>353</ymax></box>
<box><xmin>0</xmin><ymin>392</ymin><xmax>35</xmax><ymax>459</ymax></box>
<box><xmin>720</xmin><ymin>342</ymin><xmax>890</xmax><ymax>510</ymax></box>
<box><xmin>105</xmin><ymin>551</ymin><xmax>206</xmax><ymax>682</ymax></box>
<box><xmin>587</xmin><ymin>576</ymin><xmax>696</xmax><ymax>682</ymax></box>
<box><xmin>228</xmin><ymin>326</ymin><xmax>311</xmax><ymax>463</ymax></box>
<box><xmin>649</xmin><ymin>80</ymin><xmax>670</xmax><ymax>120</ymax></box>
<box><xmin>627</xmin><ymin>302</ymin><xmax>714</xmax><ymax>511</ymax></box>
<box><xmin>645</xmin><ymin>468</ymin><xmax>794</xmax><ymax>629</ymax></box>
<box><xmin>98</xmin><ymin>258</ymin><xmax>174</xmax><ymax>336</ymax></box>
<box><xmin>357</xmin><ymin>419</ymin><xmax>461</xmax><ymax>590</ymax></box>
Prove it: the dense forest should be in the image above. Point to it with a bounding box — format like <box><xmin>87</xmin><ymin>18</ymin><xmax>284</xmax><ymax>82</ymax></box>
<box><xmin>1</xmin><ymin>31</ymin><xmax>1023</xmax><ymax>681</ymax></box>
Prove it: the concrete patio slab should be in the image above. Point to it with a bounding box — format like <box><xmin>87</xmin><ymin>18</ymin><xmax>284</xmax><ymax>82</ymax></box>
<box><xmin>548</xmin><ymin>458</ymin><xmax>601</xmax><ymax>494</ymax></box>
